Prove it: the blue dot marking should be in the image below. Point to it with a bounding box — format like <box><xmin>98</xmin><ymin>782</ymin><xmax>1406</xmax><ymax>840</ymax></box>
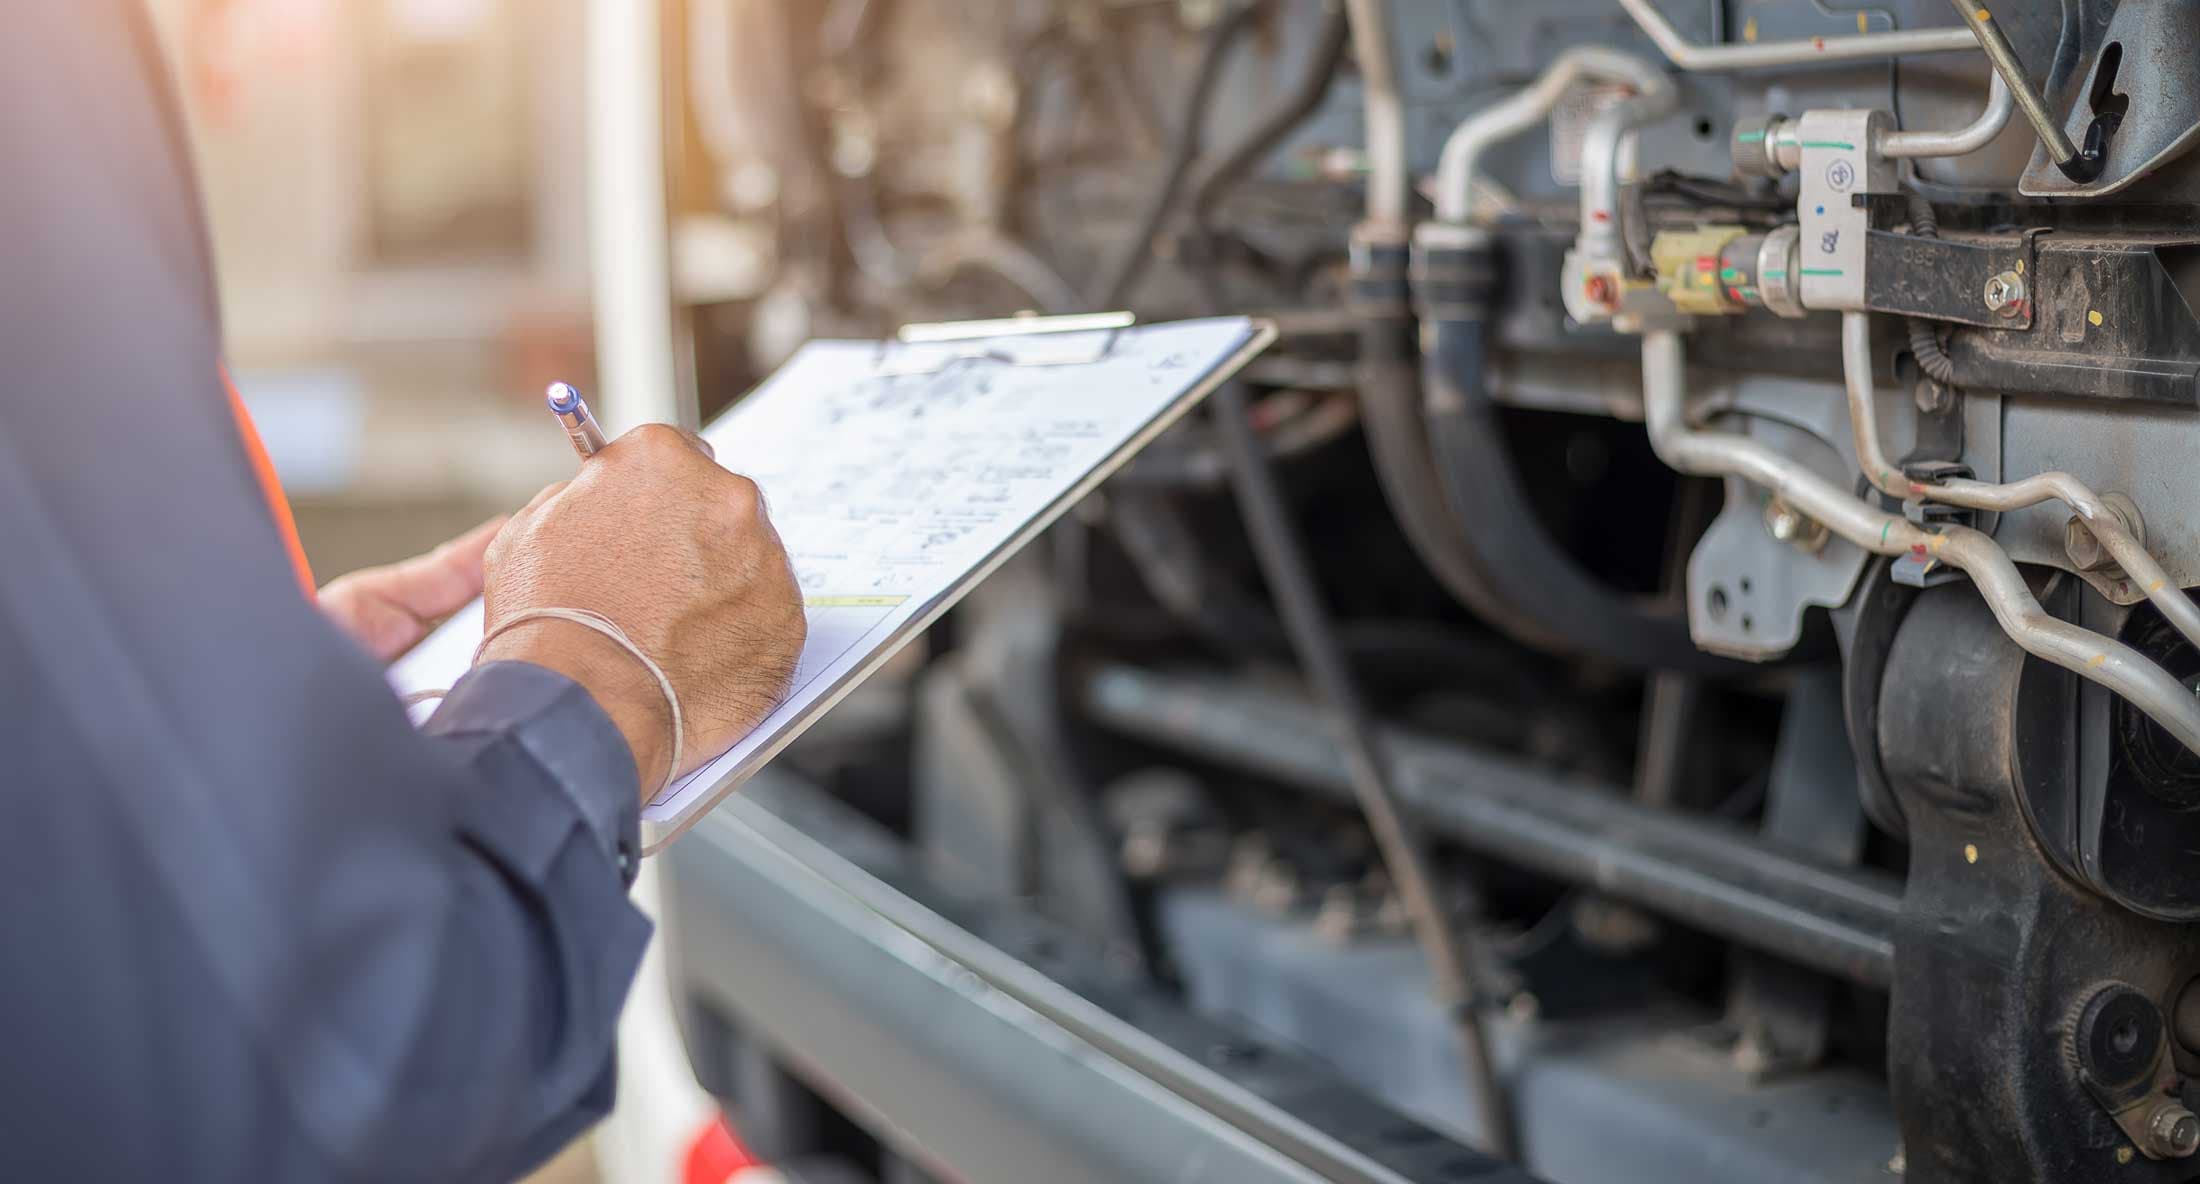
<box><xmin>1814</xmin><ymin>205</ymin><xmax>1826</xmax><ymax>215</ymax></box>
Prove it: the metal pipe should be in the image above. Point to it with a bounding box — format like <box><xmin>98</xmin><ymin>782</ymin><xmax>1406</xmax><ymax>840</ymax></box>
<box><xmin>1878</xmin><ymin>72</ymin><xmax>2014</xmax><ymax>159</ymax></box>
<box><xmin>1577</xmin><ymin>65</ymin><xmax>1677</xmax><ymax>266</ymax></box>
<box><xmin>1838</xmin><ymin>313</ymin><xmax>2200</xmax><ymax>660</ymax></box>
<box><xmin>1342</xmin><ymin>0</ymin><xmax>1408</xmax><ymax>228</ymax></box>
<box><xmin>590</xmin><ymin>0</ymin><xmax>683</xmax><ymax>430</ymax></box>
<box><xmin>1081</xmin><ymin>663</ymin><xmax>1903</xmax><ymax>987</ymax></box>
<box><xmin>1941</xmin><ymin>0</ymin><xmax>2085</xmax><ymax>173</ymax></box>
<box><xmin>1646</xmin><ymin>328</ymin><xmax>2200</xmax><ymax>755</ymax></box>
<box><xmin>1617</xmin><ymin>0</ymin><xmax>1977</xmax><ymax>71</ymax></box>
<box><xmin>1434</xmin><ymin>46</ymin><xmax>1666</xmax><ymax>224</ymax></box>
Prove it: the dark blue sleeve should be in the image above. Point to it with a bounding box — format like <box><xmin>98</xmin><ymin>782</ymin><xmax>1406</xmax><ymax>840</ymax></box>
<box><xmin>0</xmin><ymin>4</ymin><xmax>654</xmax><ymax>1181</ymax></box>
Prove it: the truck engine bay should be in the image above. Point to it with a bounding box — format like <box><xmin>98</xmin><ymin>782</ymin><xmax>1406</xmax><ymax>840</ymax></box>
<box><xmin>654</xmin><ymin>3</ymin><xmax>2200</xmax><ymax>1181</ymax></box>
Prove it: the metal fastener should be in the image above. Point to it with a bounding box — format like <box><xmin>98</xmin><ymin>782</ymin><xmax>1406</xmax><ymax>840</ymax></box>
<box><xmin>2065</xmin><ymin>517</ymin><xmax>2111</xmax><ymax>572</ymax></box>
<box><xmin>1764</xmin><ymin>497</ymin><xmax>1830</xmax><ymax>554</ymax></box>
<box><xmin>1983</xmin><ymin>270</ymin><xmax>2027</xmax><ymax>318</ymax></box>
<box><xmin>2145</xmin><ymin>1103</ymin><xmax>2200</xmax><ymax>1159</ymax></box>
<box><xmin>2063</xmin><ymin>493</ymin><xmax>2145</xmax><ymax>574</ymax></box>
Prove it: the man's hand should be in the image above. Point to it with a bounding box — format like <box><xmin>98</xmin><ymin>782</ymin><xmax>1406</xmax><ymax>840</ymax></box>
<box><xmin>321</xmin><ymin>517</ymin><xmax>505</xmax><ymax>663</ymax></box>
<box><xmin>476</xmin><ymin>425</ymin><xmax>807</xmax><ymax>797</ymax></box>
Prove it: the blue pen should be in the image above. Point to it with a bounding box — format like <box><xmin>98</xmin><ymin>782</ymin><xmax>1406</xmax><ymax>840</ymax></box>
<box><xmin>546</xmin><ymin>381</ymin><xmax>609</xmax><ymax>459</ymax></box>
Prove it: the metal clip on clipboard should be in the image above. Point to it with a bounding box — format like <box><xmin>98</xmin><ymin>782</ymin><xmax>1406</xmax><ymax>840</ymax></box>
<box><xmin>870</xmin><ymin>310</ymin><xmax>1135</xmax><ymax>377</ymax></box>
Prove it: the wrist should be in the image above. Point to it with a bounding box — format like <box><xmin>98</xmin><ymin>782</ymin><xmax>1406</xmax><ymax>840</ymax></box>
<box><xmin>478</xmin><ymin>617</ymin><xmax>673</xmax><ymax>798</ymax></box>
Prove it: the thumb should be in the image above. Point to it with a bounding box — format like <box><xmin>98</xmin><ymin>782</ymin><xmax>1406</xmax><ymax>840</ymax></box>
<box><xmin>380</xmin><ymin>515</ymin><xmax>506</xmax><ymax>620</ymax></box>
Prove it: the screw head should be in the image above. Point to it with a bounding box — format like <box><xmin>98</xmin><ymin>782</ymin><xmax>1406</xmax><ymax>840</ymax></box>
<box><xmin>2148</xmin><ymin>1104</ymin><xmax>2200</xmax><ymax>1159</ymax></box>
<box><xmin>1983</xmin><ymin>270</ymin><xmax>2027</xmax><ymax>318</ymax></box>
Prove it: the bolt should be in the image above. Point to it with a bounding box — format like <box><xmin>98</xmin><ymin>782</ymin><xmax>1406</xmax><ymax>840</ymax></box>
<box><xmin>2065</xmin><ymin>517</ymin><xmax>2112</xmax><ymax>572</ymax></box>
<box><xmin>2145</xmin><ymin>1103</ymin><xmax>2200</xmax><ymax>1159</ymax></box>
<box><xmin>1764</xmin><ymin>497</ymin><xmax>1830</xmax><ymax>554</ymax></box>
<box><xmin>1983</xmin><ymin>270</ymin><xmax>2027</xmax><ymax>318</ymax></box>
<box><xmin>2064</xmin><ymin>493</ymin><xmax>2146</xmax><ymax>575</ymax></box>
<box><xmin>1914</xmin><ymin>379</ymin><xmax>1953</xmax><ymax>415</ymax></box>
<box><xmin>1584</xmin><ymin>274</ymin><xmax>1616</xmax><ymax>308</ymax></box>
<box><xmin>1766</xmin><ymin>501</ymin><xmax>1802</xmax><ymax>539</ymax></box>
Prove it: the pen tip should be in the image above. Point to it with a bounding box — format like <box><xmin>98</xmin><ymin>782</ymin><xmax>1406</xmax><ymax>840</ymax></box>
<box><xmin>546</xmin><ymin>382</ymin><xmax>581</xmax><ymax>413</ymax></box>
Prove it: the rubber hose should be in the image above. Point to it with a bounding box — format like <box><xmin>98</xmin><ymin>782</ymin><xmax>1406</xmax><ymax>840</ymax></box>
<box><xmin>1421</xmin><ymin>314</ymin><xmax>1733</xmax><ymax>673</ymax></box>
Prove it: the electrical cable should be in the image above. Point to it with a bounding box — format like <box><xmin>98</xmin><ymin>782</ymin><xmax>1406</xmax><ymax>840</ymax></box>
<box><xmin>1900</xmin><ymin>194</ymin><xmax>1960</xmax><ymax>387</ymax></box>
<box><xmin>1089</xmin><ymin>0</ymin><xmax>1268</xmax><ymax>310</ymax></box>
<box><xmin>1184</xmin><ymin>3</ymin><xmax>1351</xmax><ymax>234</ymax></box>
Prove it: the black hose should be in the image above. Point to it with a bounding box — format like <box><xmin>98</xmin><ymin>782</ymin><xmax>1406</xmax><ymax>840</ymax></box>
<box><xmin>1354</xmin><ymin>234</ymin><xmax>1728</xmax><ymax>672</ymax></box>
<box><xmin>1903</xmin><ymin>194</ymin><xmax>1958</xmax><ymax>387</ymax></box>
<box><xmin>1210</xmin><ymin>374</ymin><xmax>1520</xmax><ymax>1160</ymax></box>
<box><xmin>1090</xmin><ymin>1</ymin><xmax>1267</xmax><ymax>310</ymax></box>
<box><xmin>1185</xmin><ymin>4</ymin><xmax>1351</xmax><ymax>234</ymax></box>
<box><xmin>1420</xmin><ymin>306</ymin><xmax>1731</xmax><ymax>673</ymax></box>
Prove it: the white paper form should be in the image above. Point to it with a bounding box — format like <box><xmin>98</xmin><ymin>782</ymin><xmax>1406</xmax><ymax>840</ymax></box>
<box><xmin>388</xmin><ymin>315</ymin><xmax>1263</xmax><ymax>845</ymax></box>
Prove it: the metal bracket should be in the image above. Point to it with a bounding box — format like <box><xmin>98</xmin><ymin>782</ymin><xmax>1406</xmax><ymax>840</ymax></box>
<box><xmin>1946</xmin><ymin>237</ymin><xmax>2200</xmax><ymax>408</ymax></box>
<box><xmin>1862</xmin><ymin>229</ymin><xmax>2041</xmax><ymax>330</ymax></box>
<box><xmin>2019</xmin><ymin>4</ymin><xmax>2200</xmax><ymax>198</ymax></box>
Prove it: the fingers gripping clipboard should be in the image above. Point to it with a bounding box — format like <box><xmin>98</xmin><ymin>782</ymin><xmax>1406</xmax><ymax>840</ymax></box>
<box><xmin>388</xmin><ymin>314</ymin><xmax>1276</xmax><ymax>852</ymax></box>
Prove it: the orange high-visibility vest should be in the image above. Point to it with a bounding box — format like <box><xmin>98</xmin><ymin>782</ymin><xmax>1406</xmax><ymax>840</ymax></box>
<box><xmin>223</xmin><ymin>366</ymin><xmax>315</xmax><ymax>597</ymax></box>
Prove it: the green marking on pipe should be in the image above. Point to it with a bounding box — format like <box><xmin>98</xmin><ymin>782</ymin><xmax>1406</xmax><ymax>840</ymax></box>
<box><xmin>1801</xmin><ymin>267</ymin><xmax>1844</xmax><ymax>276</ymax></box>
<box><xmin>1762</xmin><ymin>269</ymin><xmax>1787</xmax><ymax>278</ymax></box>
<box><xmin>1736</xmin><ymin>130</ymin><xmax>1767</xmax><ymax>143</ymax></box>
<box><xmin>1800</xmin><ymin>140</ymin><xmax>1856</xmax><ymax>150</ymax></box>
<box><xmin>1879</xmin><ymin>521</ymin><xmax>1892</xmax><ymax>546</ymax></box>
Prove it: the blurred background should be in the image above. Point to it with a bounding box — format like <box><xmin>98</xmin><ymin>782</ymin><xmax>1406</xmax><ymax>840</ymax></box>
<box><xmin>148</xmin><ymin>0</ymin><xmax>595</xmax><ymax>579</ymax></box>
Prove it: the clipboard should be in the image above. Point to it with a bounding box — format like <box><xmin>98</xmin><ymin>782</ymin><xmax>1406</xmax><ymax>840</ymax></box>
<box><xmin>388</xmin><ymin>314</ymin><xmax>1277</xmax><ymax>852</ymax></box>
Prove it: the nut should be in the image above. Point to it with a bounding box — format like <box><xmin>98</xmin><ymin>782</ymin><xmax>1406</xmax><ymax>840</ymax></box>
<box><xmin>1983</xmin><ymin>270</ymin><xmax>2027</xmax><ymax>318</ymax></box>
<box><xmin>1731</xmin><ymin>115</ymin><xmax>1791</xmax><ymax>179</ymax></box>
<box><xmin>2145</xmin><ymin>1103</ymin><xmax>2200</xmax><ymax>1159</ymax></box>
